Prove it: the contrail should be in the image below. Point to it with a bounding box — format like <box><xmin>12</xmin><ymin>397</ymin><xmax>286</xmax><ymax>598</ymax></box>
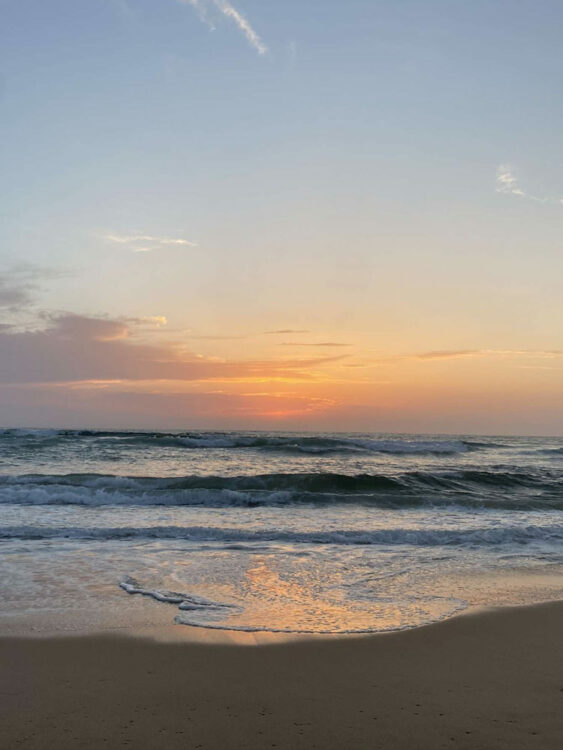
<box><xmin>179</xmin><ymin>0</ymin><xmax>267</xmax><ymax>55</ymax></box>
<box><xmin>215</xmin><ymin>1</ymin><xmax>267</xmax><ymax>55</ymax></box>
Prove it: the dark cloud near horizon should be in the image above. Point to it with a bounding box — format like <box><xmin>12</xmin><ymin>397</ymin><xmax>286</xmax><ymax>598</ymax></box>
<box><xmin>0</xmin><ymin>313</ymin><xmax>346</xmax><ymax>385</ymax></box>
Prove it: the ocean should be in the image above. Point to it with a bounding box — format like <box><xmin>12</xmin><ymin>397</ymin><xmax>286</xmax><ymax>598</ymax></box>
<box><xmin>1</xmin><ymin>429</ymin><xmax>561</xmax><ymax>635</ymax></box>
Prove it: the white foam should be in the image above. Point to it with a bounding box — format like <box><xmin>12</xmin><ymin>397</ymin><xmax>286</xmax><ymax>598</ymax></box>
<box><xmin>119</xmin><ymin>577</ymin><xmax>241</xmax><ymax>616</ymax></box>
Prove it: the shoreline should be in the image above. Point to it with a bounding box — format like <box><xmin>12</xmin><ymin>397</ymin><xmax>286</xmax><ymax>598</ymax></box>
<box><xmin>1</xmin><ymin>596</ymin><xmax>561</xmax><ymax>644</ymax></box>
<box><xmin>2</xmin><ymin>600</ymin><xmax>562</xmax><ymax>748</ymax></box>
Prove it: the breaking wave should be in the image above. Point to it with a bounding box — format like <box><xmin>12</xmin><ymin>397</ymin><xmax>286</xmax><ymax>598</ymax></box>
<box><xmin>0</xmin><ymin>469</ymin><xmax>560</xmax><ymax>509</ymax></box>
<box><xmin>2</xmin><ymin>522</ymin><xmax>562</xmax><ymax>545</ymax></box>
<box><xmin>0</xmin><ymin>428</ymin><xmax>487</xmax><ymax>455</ymax></box>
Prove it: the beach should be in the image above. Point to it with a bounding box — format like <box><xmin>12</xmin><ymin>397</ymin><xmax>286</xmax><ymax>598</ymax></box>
<box><xmin>1</xmin><ymin>602</ymin><xmax>562</xmax><ymax>749</ymax></box>
<box><xmin>4</xmin><ymin>0</ymin><xmax>563</xmax><ymax>745</ymax></box>
<box><xmin>2</xmin><ymin>431</ymin><xmax>562</xmax><ymax>637</ymax></box>
<box><xmin>2</xmin><ymin>430</ymin><xmax>561</xmax><ymax>748</ymax></box>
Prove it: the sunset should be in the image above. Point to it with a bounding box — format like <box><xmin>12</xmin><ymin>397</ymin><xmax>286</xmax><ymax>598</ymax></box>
<box><xmin>2</xmin><ymin>1</ymin><xmax>562</xmax><ymax>434</ymax></box>
<box><xmin>1</xmin><ymin>2</ymin><xmax>562</xmax><ymax>749</ymax></box>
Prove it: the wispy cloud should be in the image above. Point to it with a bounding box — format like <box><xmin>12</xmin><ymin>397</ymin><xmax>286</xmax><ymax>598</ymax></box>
<box><xmin>104</xmin><ymin>233</ymin><xmax>198</xmax><ymax>253</ymax></box>
<box><xmin>263</xmin><ymin>329</ymin><xmax>310</xmax><ymax>335</ymax></box>
<box><xmin>411</xmin><ymin>349</ymin><xmax>479</xmax><ymax>361</ymax></box>
<box><xmin>496</xmin><ymin>165</ymin><xmax>525</xmax><ymax>197</ymax></box>
<box><xmin>0</xmin><ymin>275</ymin><xmax>33</xmax><ymax>311</ymax></box>
<box><xmin>496</xmin><ymin>164</ymin><xmax>563</xmax><ymax>204</ymax></box>
<box><xmin>130</xmin><ymin>315</ymin><xmax>168</xmax><ymax>328</ymax></box>
<box><xmin>0</xmin><ymin>265</ymin><xmax>66</xmax><ymax>311</ymax></box>
<box><xmin>181</xmin><ymin>0</ymin><xmax>216</xmax><ymax>29</ymax></box>
<box><xmin>279</xmin><ymin>342</ymin><xmax>352</xmax><ymax>348</ymax></box>
<box><xmin>409</xmin><ymin>349</ymin><xmax>563</xmax><ymax>361</ymax></box>
<box><xmin>179</xmin><ymin>0</ymin><xmax>267</xmax><ymax>55</ymax></box>
<box><xmin>360</xmin><ymin>349</ymin><xmax>563</xmax><ymax>366</ymax></box>
<box><xmin>184</xmin><ymin>334</ymin><xmax>247</xmax><ymax>340</ymax></box>
<box><xmin>216</xmin><ymin>1</ymin><xmax>267</xmax><ymax>55</ymax></box>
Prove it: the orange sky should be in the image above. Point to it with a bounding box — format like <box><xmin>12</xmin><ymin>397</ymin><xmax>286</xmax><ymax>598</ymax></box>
<box><xmin>0</xmin><ymin>312</ymin><xmax>561</xmax><ymax>434</ymax></box>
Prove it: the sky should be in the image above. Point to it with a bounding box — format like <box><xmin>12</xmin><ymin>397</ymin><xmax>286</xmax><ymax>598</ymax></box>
<box><xmin>0</xmin><ymin>0</ymin><xmax>562</xmax><ymax>434</ymax></box>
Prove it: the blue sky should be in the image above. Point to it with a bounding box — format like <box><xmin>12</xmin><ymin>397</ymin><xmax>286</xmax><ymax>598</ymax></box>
<box><xmin>0</xmin><ymin>1</ymin><xmax>562</xmax><ymax>432</ymax></box>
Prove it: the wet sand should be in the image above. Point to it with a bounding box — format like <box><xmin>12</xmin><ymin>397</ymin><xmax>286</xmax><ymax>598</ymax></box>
<box><xmin>1</xmin><ymin>602</ymin><xmax>562</xmax><ymax>749</ymax></box>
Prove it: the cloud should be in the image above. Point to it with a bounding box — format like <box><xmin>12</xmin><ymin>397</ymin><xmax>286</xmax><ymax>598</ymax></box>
<box><xmin>360</xmin><ymin>349</ymin><xmax>563</xmax><ymax>366</ymax></box>
<box><xmin>496</xmin><ymin>164</ymin><xmax>562</xmax><ymax>204</ymax></box>
<box><xmin>184</xmin><ymin>334</ymin><xmax>247</xmax><ymax>340</ymax></box>
<box><xmin>412</xmin><ymin>349</ymin><xmax>478</xmax><ymax>360</ymax></box>
<box><xmin>496</xmin><ymin>165</ymin><xmax>525</xmax><ymax>197</ymax></box>
<box><xmin>104</xmin><ymin>233</ymin><xmax>198</xmax><ymax>253</ymax></box>
<box><xmin>216</xmin><ymin>1</ymin><xmax>267</xmax><ymax>55</ymax></box>
<box><xmin>0</xmin><ymin>313</ymin><xmax>346</xmax><ymax>385</ymax></box>
<box><xmin>133</xmin><ymin>315</ymin><xmax>168</xmax><ymax>327</ymax></box>
<box><xmin>279</xmin><ymin>342</ymin><xmax>352</xmax><ymax>348</ymax></box>
<box><xmin>179</xmin><ymin>0</ymin><xmax>267</xmax><ymax>55</ymax></box>
<box><xmin>0</xmin><ymin>277</ymin><xmax>32</xmax><ymax>310</ymax></box>
<box><xmin>0</xmin><ymin>265</ymin><xmax>64</xmax><ymax>311</ymax></box>
<box><xmin>44</xmin><ymin>314</ymin><xmax>131</xmax><ymax>342</ymax></box>
<box><xmin>409</xmin><ymin>349</ymin><xmax>563</xmax><ymax>361</ymax></box>
<box><xmin>181</xmin><ymin>0</ymin><xmax>216</xmax><ymax>29</ymax></box>
<box><xmin>263</xmin><ymin>329</ymin><xmax>310</xmax><ymax>335</ymax></box>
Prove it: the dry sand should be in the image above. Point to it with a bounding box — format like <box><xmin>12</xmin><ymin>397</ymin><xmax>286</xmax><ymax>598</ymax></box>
<box><xmin>1</xmin><ymin>602</ymin><xmax>562</xmax><ymax>749</ymax></box>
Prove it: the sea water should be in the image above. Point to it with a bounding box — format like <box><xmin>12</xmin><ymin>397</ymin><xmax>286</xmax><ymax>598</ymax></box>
<box><xmin>0</xmin><ymin>430</ymin><xmax>561</xmax><ymax>634</ymax></box>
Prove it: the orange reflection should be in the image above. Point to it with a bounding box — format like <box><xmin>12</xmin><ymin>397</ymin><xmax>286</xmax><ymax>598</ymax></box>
<box><xmin>234</xmin><ymin>556</ymin><xmax>409</xmax><ymax>633</ymax></box>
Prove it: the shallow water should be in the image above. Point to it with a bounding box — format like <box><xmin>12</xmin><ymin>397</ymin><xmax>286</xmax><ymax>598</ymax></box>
<box><xmin>1</xmin><ymin>429</ymin><xmax>561</xmax><ymax>634</ymax></box>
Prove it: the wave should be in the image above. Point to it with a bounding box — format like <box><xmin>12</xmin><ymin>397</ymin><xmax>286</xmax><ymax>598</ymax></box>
<box><xmin>2</xmin><ymin>522</ymin><xmax>562</xmax><ymax>546</ymax></box>
<box><xmin>144</xmin><ymin>435</ymin><xmax>474</xmax><ymax>455</ymax></box>
<box><xmin>0</xmin><ymin>428</ymin><xmax>63</xmax><ymax>438</ymax></box>
<box><xmin>0</xmin><ymin>429</ymin><xmax>484</xmax><ymax>455</ymax></box>
<box><xmin>0</xmin><ymin>469</ymin><xmax>560</xmax><ymax>509</ymax></box>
